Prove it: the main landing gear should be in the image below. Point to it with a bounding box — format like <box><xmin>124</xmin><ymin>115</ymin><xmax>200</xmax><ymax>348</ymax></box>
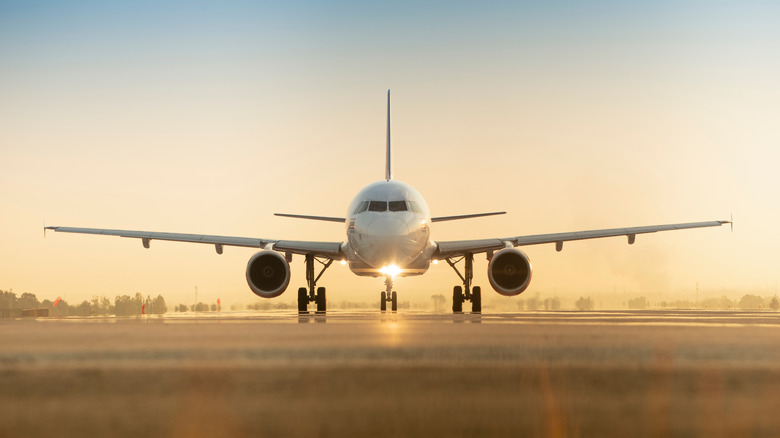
<box><xmin>445</xmin><ymin>253</ymin><xmax>482</xmax><ymax>314</ymax></box>
<box><xmin>298</xmin><ymin>254</ymin><xmax>333</xmax><ymax>314</ymax></box>
<box><xmin>380</xmin><ymin>275</ymin><xmax>398</xmax><ymax>312</ymax></box>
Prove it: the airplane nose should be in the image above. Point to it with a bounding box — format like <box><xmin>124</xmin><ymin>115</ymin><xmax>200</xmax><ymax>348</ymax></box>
<box><xmin>370</xmin><ymin>216</ymin><xmax>410</xmax><ymax>237</ymax></box>
<box><xmin>354</xmin><ymin>215</ymin><xmax>424</xmax><ymax>268</ymax></box>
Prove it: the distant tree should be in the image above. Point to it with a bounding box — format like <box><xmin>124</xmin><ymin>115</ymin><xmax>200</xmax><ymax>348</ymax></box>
<box><xmin>431</xmin><ymin>294</ymin><xmax>446</xmax><ymax>312</ymax></box>
<box><xmin>575</xmin><ymin>296</ymin><xmax>594</xmax><ymax>311</ymax></box>
<box><xmin>51</xmin><ymin>299</ymin><xmax>70</xmax><ymax>317</ymax></box>
<box><xmin>543</xmin><ymin>297</ymin><xmax>561</xmax><ymax>310</ymax></box>
<box><xmin>738</xmin><ymin>294</ymin><xmax>764</xmax><ymax>310</ymax></box>
<box><xmin>628</xmin><ymin>296</ymin><xmax>648</xmax><ymax>309</ymax></box>
<box><xmin>150</xmin><ymin>295</ymin><xmax>167</xmax><ymax>314</ymax></box>
<box><xmin>90</xmin><ymin>296</ymin><xmax>112</xmax><ymax>315</ymax></box>
<box><xmin>770</xmin><ymin>296</ymin><xmax>779</xmax><ymax>311</ymax></box>
<box><xmin>191</xmin><ymin>302</ymin><xmax>210</xmax><ymax>312</ymax></box>
<box><xmin>516</xmin><ymin>300</ymin><xmax>525</xmax><ymax>311</ymax></box>
<box><xmin>1</xmin><ymin>290</ymin><xmax>17</xmax><ymax>309</ymax></box>
<box><xmin>274</xmin><ymin>301</ymin><xmax>291</xmax><ymax>310</ymax></box>
<box><xmin>525</xmin><ymin>295</ymin><xmax>541</xmax><ymax>311</ymax></box>
<box><xmin>18</xmin><ymin>292</ymin><xmax>40</xmax><ymax>310</ymax></box>
<box><xmin>76</xmin><ymin>300</ymin><xmax>93</xmax><ymax>316</ymax></box>
<box><xmin>115</xmin><ymin>294</ymin><xmax>143</xmax><ymax>316</ymax></box>
<box><xmin>248</xmin><ymin>300</ymin><xmax>273</xmax><ymax>311</ymax></box>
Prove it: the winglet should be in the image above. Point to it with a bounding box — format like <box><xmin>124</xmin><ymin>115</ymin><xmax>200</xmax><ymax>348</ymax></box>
<box><xmin>385</xmin><ymin>89</ymin><xmax>392</xmax><ymax>181</ymax></box>
<box><xmin>719</xmin><ymin>214</ymin><xmax>733</xmax><ymax>232</ymax></box>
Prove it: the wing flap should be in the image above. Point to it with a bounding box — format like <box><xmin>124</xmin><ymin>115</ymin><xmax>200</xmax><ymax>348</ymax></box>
<box><xmin>275</xmin><ymin>240</ymin><xmax>343</xmax><ymax>258</ymax></box>
<box><xmin>435</xmin><ymin>239</ymin><xmax>505</xmax><ymax>258</ymax></box>
<box><xmin>435</xmin><ymin>220</ymin><xmax>730</xmax><ymax>258</ymax></box>
<box><xmin>45</xmin><ymin>226</ymin><xmax>267</xmax><ymax>248</ymax></box>
<box><xmin>506</xmin><ymin>220</ymin><xmax>729</xmax><ymax>246</ymax></box>
<box><xmin>45</xmin><ymin>226</ymin><xmax>345</xmax><ymax>258</ymax></box>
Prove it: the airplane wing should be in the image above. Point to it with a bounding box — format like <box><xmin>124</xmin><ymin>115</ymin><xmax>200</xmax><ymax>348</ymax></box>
<box><xmin>274</xmin><ymin>213</ymin><xmax>346</xmax><ymax>223</ymax></box>
<box><xmin>431</xmin><ymin>212</ymin><xmax>506</xmax><ymax>222</ymax></box>
<box><xmin>44</xmin><ymin>226</ymin><xmax>344</xmax><ymax>259</ymax></box>
<box><xmin>434</xmin><ymin>220</ymin><xmax>731</xmax><ymax>259</ymax></box>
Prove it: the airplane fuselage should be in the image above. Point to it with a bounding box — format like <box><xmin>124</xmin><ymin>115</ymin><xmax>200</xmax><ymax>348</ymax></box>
<box><xmin>345</xmin><ymin>180</ymin><xmax>435</xmax><ymax>277</ymax></box>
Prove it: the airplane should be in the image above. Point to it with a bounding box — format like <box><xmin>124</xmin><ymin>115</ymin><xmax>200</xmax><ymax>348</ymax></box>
<box><xmin>45</xmin><ymin>90</ymin><xmax>731</xmax><ymax>313</ymax></box>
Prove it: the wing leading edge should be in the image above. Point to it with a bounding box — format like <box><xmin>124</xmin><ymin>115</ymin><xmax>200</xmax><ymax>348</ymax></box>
<box><xmin>435</xmin><ymin>219</ymin><xmax>731</xmax><ymax>259</ymax></box>
<box><xmin>44</xmin><ymin>226</ymin><xmax>343</xmax><ymax>259</ymax></box>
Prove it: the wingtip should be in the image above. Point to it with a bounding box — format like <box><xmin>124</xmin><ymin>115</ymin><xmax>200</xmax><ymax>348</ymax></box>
<box><xmin>719</xmin><ymin>214</ymin><xmax>733</xmax><ymax>232</ymax></box>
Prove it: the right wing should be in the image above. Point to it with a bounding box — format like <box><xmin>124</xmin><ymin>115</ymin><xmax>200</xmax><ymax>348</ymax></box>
<box><xmin>435</xmin><ymin>220</ymin><xmax>730</xmax><ymax>259</ymax></box>
<box><xmin>44</xmin><ymin>226</ymin><xmax>344</xmax><ymax>259</ymax></box>
<box><xmin>274</xmin><ymin>213</ymin><xmax>346</xmax><ymax>223</ymax></box>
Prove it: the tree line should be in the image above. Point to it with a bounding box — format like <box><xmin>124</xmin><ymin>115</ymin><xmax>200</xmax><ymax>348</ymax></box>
<box><xmin>629</xmin><ymin>294</ymin><xmax>779</xmax><ymax>310</ymax></box>
<box><xmin>0</xmin><ymin>290</ymin><xmax>166</xmax><ymax>317</ymax></box>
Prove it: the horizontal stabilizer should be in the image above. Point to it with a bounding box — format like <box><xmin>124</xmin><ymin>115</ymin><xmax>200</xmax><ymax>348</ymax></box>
<box><xmin>274</xmin><ymin>213</ymin><xmax>346</xmax><ymax>223</ymax></box>
<box><xmin>431</xmin><ymin>212</ymin><xmax>506</xmax><ymax>222</ymax></box>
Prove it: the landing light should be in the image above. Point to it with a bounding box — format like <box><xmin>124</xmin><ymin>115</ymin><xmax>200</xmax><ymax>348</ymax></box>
<box><xmin>340</xmin><ymin>260</ymin><xmax>347</xmax><ymax>265</ymax></box>
<box><xmin>379</xmin><ymin>264</ymin><xmax>402</xmax><ymax>277</ymax></box>
<box><xmin>432</xmin><ymin>259</ymin><xmax>438</xmax><ymax>265</ymax></box>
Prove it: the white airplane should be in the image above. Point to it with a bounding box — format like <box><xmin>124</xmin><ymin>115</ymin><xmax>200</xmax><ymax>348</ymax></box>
<box><xmin>45</xmin><ymin>91</ymin><xmax>731</xmax><ymax>313</ymax></box>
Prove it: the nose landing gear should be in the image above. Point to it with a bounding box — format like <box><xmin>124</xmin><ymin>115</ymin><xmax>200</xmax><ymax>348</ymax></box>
<box><xmin>380</xmin><ymin>275</ymin><xmax>398</xmax><ymax>312</ymax></box>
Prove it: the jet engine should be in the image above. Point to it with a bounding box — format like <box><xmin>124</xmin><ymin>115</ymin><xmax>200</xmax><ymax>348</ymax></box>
<box><xmin>245</xmin><ymin>251</ymin><xmax>291</xmax><ymax>298</ymax></box>
<box><xmin>487</xmin><ymin>248</ymin><xmax>532</xmax><ymax>296</ymax></box>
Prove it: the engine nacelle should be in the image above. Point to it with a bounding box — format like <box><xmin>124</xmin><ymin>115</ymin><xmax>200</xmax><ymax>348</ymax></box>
<box><xmin>245</xmin><ymin>251</ymin><xmax>291</xmax><ymax>298</ymax></box>
<box><xmin>487</xmin><ymin>248</ymin><xmax>532</xmax><ymax>296</ymax></box>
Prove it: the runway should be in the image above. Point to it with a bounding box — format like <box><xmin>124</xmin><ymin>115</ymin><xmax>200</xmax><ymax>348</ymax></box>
<box><xmin>2</xmin><ymin>310</ymin><xmax>780</xmax><ymax>437</ymax></box>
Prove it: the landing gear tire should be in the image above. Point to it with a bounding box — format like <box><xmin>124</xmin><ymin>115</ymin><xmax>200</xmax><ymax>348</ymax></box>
<box><xmin>391</xmin><ymin>291</ymin><xmax>398</xmax><ymax>312</ymax></box>
<box><xmin>316</xmin><ymin>287</ymin><xmax>327</xmax><ymax>313</ymax></box>
<box><xmin>453</xmin><ymin>286</ymin><xmax>464</xmax><ymax>313</ymax></box>
<box><xmin>297</xmin><ymin>287</ymin><xmax>308</xmax><ymax>313</ymax></box>
<box><xmin>471</xmin><ymin>286</ymin><xmax>482</xmax><ymax>313</ymax></box>
<box><xmin>380</xmin><ymin>291</ymin><xmax>387</xmax><ymax>311</ymax></box>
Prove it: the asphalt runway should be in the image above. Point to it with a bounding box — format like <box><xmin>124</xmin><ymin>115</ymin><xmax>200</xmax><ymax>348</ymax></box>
<box><xmin>2</xmin><ymin>310</ymin><xmax>780</xmax><ymax>437</ymax></box>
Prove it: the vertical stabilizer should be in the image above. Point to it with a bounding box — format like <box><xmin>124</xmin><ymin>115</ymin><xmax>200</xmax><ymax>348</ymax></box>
<box><xmin>386</xmin><ymin>89</ymin><xmax>392</xmax><ymax>180</ymax></box>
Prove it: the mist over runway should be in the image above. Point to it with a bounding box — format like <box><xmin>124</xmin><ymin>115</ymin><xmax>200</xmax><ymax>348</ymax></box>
<box><xmin>2</xmin><ymin>310</ymin><xmax>780</xmax><ymax>437</ymax></box>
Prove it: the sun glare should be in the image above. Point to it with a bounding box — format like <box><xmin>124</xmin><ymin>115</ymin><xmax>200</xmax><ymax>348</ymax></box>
<box><xmin>379</xmin><ymin>264</ymin><xmax>402</xmax><ymax>277</ymax></box>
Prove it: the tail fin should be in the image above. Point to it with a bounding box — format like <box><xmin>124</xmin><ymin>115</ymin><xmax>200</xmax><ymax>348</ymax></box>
<box><xmin>386</xmin><ymin>89</ymin><xmax>392</xmax><ymax>181</ymax></box>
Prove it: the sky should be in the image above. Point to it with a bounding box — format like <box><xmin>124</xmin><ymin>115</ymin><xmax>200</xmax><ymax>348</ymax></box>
<box><xmin>1</xmin><ymin>0</ymin><xmax>779</xmax><ymax>307</ymax></box>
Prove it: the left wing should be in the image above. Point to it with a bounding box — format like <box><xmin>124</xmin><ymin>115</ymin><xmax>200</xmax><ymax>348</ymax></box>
<box><xmin>44</xmin><ymin>226</ymin><xmax>344</xmax><ymax>259</ymax></box>
<box><xmin>431</xmin><ymin>211</ymin><xmax>506</xmax><ymax>222</ymax></box>
<box><xmin>435</xmin><ymin>220</ymin><xmax>731</xmax><ymax>259</ymax></box>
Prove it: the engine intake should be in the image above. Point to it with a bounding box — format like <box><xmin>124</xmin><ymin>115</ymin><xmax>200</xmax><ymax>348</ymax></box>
<box><xmin>488</xmin><ymin>248</ymin><xmax>532</xmax><ymax>296</ymax></box>
<box><xmin>246</xmin><ymin>251</ymin><xmax>291</xmax><ymax>298</ymax></box>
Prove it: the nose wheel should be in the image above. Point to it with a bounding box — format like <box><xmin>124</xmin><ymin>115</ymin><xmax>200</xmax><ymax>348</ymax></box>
<box><xmin>380</xmin><ymin>275</ymin><xmax>398</xmax><ymax>311</ymax></box>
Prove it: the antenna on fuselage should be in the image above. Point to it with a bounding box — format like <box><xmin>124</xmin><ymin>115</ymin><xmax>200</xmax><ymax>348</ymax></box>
<box><xmin>386</xmin><ymin>89</ymin><xmax>392</xmax><ymax>181</ymax></box>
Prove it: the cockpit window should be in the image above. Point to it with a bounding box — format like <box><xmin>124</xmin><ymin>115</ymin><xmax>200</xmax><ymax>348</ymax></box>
<box><xmin>368</xmin><ymin>201</ymin><xmax>387</xmax><ymax>212</ymax></box>
<box><xmin>407</xmin><ymin>201</ymin><xmax>421</xmax><ymax>213</ymax></box>
<box><xmin>388</xmin><ymin>201</ymin><xmax>408</xmax><ymax>212</ymax></box>
<box><xmin>352</xmin><ymin>201</ymin><xmax>369</xmax><ymax>214</ymax></box>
